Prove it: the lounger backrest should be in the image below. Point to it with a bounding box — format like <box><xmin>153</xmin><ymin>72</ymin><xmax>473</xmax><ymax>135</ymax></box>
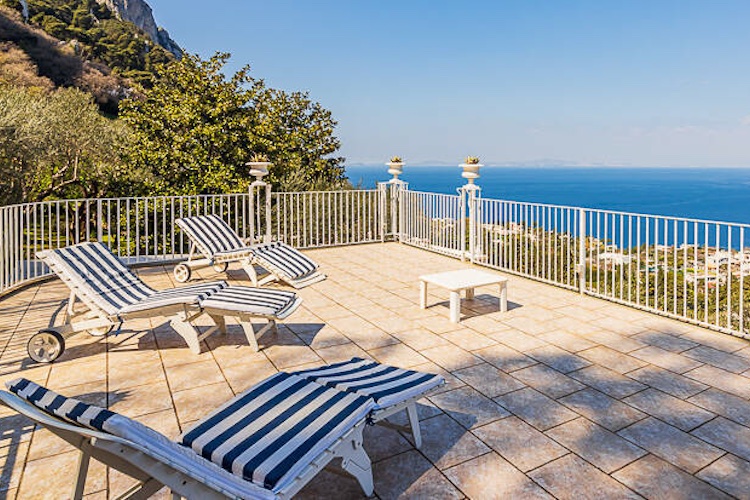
<box><xmin>176</xmin><ymin>215</ymin><xmax>245</xmax><ymax>258</ymax></box>
<box><xmin>251</xmin><ymin>242</ymin><xmax>318</xmax><ymax>280</ymax></box>
<box><xmin>37</xmin><ymin>242</ymin><xmax>154</xmax><ymax>316</ymax></box>
<box><xmin>293</xmin><ymin>357</ymin><xmax>445</xmax><ymax>409</ymax></box>
<box><xmin>180</xmin><ymin>372</ymin><xmax>374</xmax><ymax>492</ymax></box>
<box><xmin>6</xmin><ymin>378</ymin><xmax>272</xmax><ymax>499</ymax></box>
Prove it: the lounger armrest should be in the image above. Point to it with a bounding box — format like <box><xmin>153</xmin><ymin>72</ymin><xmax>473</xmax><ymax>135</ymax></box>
<box><xmin>0</xmin><ymin>391</ymin><xmax>126</xmax><ymax>444</ymax></box>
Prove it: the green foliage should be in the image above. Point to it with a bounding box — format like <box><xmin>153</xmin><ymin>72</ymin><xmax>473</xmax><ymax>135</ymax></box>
<box><xmin>0</xmin><ymin>84</ymin><xmax>133</xmax><ymax>204</ymax></box>
<box><xmin>1</xmin><ymin>0</ymin><xmax>174</xmax><ymax>86</ymax></box>
<box><xmin>120</xmin><ymin>52</ymin><xmax>346</xmax><ymax>195</ymax></box>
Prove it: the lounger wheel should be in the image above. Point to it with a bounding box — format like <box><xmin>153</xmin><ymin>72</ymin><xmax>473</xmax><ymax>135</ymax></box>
<box><xmin>213</xmin><ymin>262</ymin><xmax>228</xmax><ymax>273</ymax></box>
<box><xmin>174</xmin><ymin>263</ymin><xmax>191</xmax><ymax>283</ymax></box>
<box><xmin>27</xmin><ymin>329</ymin><xmax>65</xmax><ymax>363</ymax></box>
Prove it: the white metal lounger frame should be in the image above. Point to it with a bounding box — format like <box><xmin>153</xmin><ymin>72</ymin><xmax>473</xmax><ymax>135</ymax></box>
<box><xmin>31</xmin><ymin>250</ymin><xmax>302</xmax><ymax>362</ymax></box>
<box><xmin>0</xmin><ymin>391</ymin><xmax>373</xmax><ymax>500</ymax></box>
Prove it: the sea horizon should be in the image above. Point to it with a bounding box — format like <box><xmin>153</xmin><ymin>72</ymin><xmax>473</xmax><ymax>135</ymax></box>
<box><xmin>345</xmin><ymin>165</ymin><xmax>750</xmax><ymax>227</ymax></box>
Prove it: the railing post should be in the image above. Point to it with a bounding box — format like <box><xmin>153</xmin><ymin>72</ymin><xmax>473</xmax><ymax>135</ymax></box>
<box><xmin>578</xmin><ymin>208</ymin><xmax>587</xmax><ymax>294</ymax></box>
<box><xmin>246</xmin><ymin>160</ymin><xmax>273</xmax><ymax>243</ymax></box>
<box><xmin>378</xmin><ymin>183</ymin><xmax>387</xmax><ymax>242</ymax></box>
<box><xmin>378</xmin><ymin>160</ymin><xmax>407</xmax><ymax>242</ymax></box>
<box><xmin>96</xmin><ymin>199</ymin><xmax>103</xmax><ymax>242</ymax></box>
<box><xmin>459</xmin><ymin>159</ymin><xmax>482</xmax><ymax>262</ymax></box>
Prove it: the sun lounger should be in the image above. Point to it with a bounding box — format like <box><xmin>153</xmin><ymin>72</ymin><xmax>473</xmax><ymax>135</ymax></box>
<box><xmin>174</xmin><ymin>215</ymin><xmax>326</xmax><ymax>288</ymax></box>
<box><xmin>2</xmin><ymin>376</ymin><xmax>374</xmax><ymax>499</ymax></box>
<box><xmin>1</xmin><ymin>360</ymin><xmax>443</xmax><ymax>498</ymax></box>
<box><xmin>32</xmin><ymin>242</ymin><xmax>302</xmax><ymax>362</ymax></box>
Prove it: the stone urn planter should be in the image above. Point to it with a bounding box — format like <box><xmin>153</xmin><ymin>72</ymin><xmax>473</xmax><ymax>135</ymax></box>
<box><xmin>386</xmin><ymin>156</ymin><xmax>405</xmax><ymax>181</ymax></box>
<box><xmin>460</xmin><ymin>156</ymin><xmax>482</xmax><ymax>185</ymax></box>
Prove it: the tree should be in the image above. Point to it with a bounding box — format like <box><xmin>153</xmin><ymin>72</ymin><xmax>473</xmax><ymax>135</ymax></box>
<box><xmin>0</xmin><ymin>84</ymin><xmax>131</xmax><ymax>205</ymax></box>
<box><xmin>119</xmin><ymin>52</ymin><xmax>346</xmax><ymax>195</ymax></box>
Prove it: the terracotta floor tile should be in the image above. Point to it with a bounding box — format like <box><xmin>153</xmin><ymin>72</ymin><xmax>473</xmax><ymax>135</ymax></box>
<box><xmin>630</xmin><ymin>345</ymin><xmax>704</xmax><ymax>374</ymax></box>
<box><xmin>560</xmin><ymin>388</ymin><xmax>647</xmax><ymax>432</ymax></box>
<box><xmin>421</xmin><ymin>344</ymin><xmax>483</xmax><ymax>372</ymax></box>
<box><xmin>416</xmin><ymin>414</ymin><xmax>491</xmax><ymax>470</ymax></box>
<box><xmin>530</xmin><ymin>454</ymin><xmax>641</xmax><ymax>500</ymax></box>
<box><xmin>688</xmin><ymin>388</ymin><xmax>750</xmax><ymax>427</ymax></box>
<box><xmin>627</xmin><ymin>365</ymin><xmax>708</xmax><ymax>399</ymax></box>
<box><xmin>453</xmin><ymin>362</ymin><xmax>525</xmax><ymax>398</ymax></box>
<box><xmin>617</xmin><ymin>417</ymin><xmax>724</xmax><ymax>474</ymax></box>
<box><xmin>527</xmin><ymin>344</ymin><xmax>592</xmax><ymax>373</ymax></box>
<box><xmin>568</xmin><ymin>365</ymin><xmax>647</xmax><ymax>400</ymax></box>
<box><xmin>429</xmin><ymin>386</ymin><xmax>510</xmax><ymax>429</ymax></box>
<box><xmin>623</xmin><ymin>388</ymin><xmax>715</xmax><ymax>431</ymax></box>
<box><xmin>615</xmin><ymin>454</ymin><xmax>732</xmax><ymax>500</ymax></box>
<box><xmin>474</xmin><ymin>343</ymin><xmax>537</xmax><ymax>372</ymax></box>
<box><xmin>691</xmin><ymin>417</ymin><xmax>750</xmax><ymax>462</ymax></box>
<box><xmin>473</xmin><ymin>416</ymin><xmax>567</xmax><ymax>472</ymax></box>
<box><xmin>444</xmin><ymin>452</ymin><xmax>553</xmax><ymax>499</ymax></box>
<box><xmin>684</xmin><ymin>365</ymin><xmax>750</xmax><ymax>399</ymax></box>
<box><xmin>373</xmin><ymin>449</ymin><xmax>463</xmax><ymax>499</ymax></box>
<box><xmin>697</xmin><ymin>453</ymin><xmax>750</xmax><ymax>500</ymax></box>
<box><xmin>578</xmin><ymin>346</ymin><xmax>647</xmax><ymax>374</ymax></box>
<box><xmin>172</xmin><ymin>382</ymin><xmax>235</xmax><ymax>424</ymax></box>
<box><xmin>545</xmin><ymin>417</ymin><xmax>646</xmax><ymax>473</ymax></box>
<box><xmin>495</xmin><ymin>387</ymin><xmax>578</xmax><ymax>431</ymax></box>
<box><xmin>511</xmin><ymin>363</ymin><xmax>586</xmax><ymax>399</ymax></box>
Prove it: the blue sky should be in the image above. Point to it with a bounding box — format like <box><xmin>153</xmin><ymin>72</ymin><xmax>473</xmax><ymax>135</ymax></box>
<box><xmin>149</xmin><ymin>0</ymin><xmax>750</xmax><ymax>167</ymax></box>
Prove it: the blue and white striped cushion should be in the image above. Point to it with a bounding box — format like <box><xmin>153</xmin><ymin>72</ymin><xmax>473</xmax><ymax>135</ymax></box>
<box><xmin>6</xmin><ymin>378</ymin><xmax>115</xmax><ymax>430</ymax></box>
<box><xmin>176</xmin><ymin>215</ymin><xmax>247</xmax><ymax>258</ymax></box>
<box><xmin>250</xmin><ymin>242</ymin><xmax>318</xmax><ymax>281</ymax></box>
<box><xmin>199</xmin><ymin>287</ymin><xmax>298</xmax><ymax>317</ymax></box>
<box><xmin>119</xmin><ymin>281</ymin><xmax>228</xmax><ymax>314</ymax></box>
<box><xmin>38</xmin><ymin>242</ymin><xmax>155</xmax><ymax>316</ymax></box>
<box><xmin>292</xmin><ymin>358</ymin><xmax>445</xmax><ymax>410</ymax></box>
<box><xmin>38</xmin><ymin>242</ymin><xmax>229</xmax><ymax>317</ymax></box>
<box><xmin>180</xmin><ymin>372</ymin><xmax>374</xmax><ymax>492</ymax></box>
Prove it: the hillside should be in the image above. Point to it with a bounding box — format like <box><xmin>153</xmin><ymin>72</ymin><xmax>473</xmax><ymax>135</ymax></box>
<box><xmin>0</xmin><ymin>0</ymin><xmax>180</xmax><ymax>112</ymax></box>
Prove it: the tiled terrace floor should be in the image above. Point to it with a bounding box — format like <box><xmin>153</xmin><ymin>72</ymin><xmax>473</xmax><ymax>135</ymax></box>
<box><xmin>2</xmin><ymin>242</ymin><xmax>750</xmax><ymax>499</ymax></box>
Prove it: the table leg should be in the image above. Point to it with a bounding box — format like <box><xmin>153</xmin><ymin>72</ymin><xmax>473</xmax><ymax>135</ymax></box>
<box><xmin>500</xmin><ymin>282</ymin><xmax>508</xmax><ymax>312</ymax></box>
<box><xmin>466</xmin><ymin>287</ymin><xmax>474</xmax><ymax>300</ymax></box>
<box><xmin>449</xmin><ymin>291</ymin><xmax>461</xmax><ymax>323</ymax></box>
<box><xmin>420</xmin><ymin>280</ymin><xmax>427</xmax><ymax>309</ymax></box>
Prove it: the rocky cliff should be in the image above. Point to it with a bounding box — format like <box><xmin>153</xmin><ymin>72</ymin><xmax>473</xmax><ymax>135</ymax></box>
<box><xmin>96</xmin><ymin>0</ymin><xmax>181</xmax><ymax>58</ymax></box>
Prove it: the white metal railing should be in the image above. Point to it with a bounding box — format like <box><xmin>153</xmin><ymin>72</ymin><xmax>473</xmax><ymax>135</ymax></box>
<box><xmin>0</xmin><ymin>190</ymin><xmax>382</xmax><ymax>295</ymax></box>
<box><xmin>396</xmin><ymin>190</ymin><xmax>750</xmax><ymax>338</ymax></box>
<box><xmin>271</xmin><ymin>190</ymin><xmax>382</xmax><ymax>248</ymax></box>
<box><xmin>1</xmin><ymin>182</ymin><xmax>748</xmax><ymax>338</ymax></box>
<box><xmin>398</xmin><ymin>189</ymin><xmax>465</xmax><ymax>258</ymax></box>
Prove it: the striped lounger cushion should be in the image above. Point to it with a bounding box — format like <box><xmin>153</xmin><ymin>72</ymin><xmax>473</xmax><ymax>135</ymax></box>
<box><xmin>176</xmin><ymin>215</ymin><xmax>253</xmax><ymax>260</ymax></box>
<box><xmin>180</xmin><ymin>372</ymin><xmax>374</xmax><ymax>492</ymax></box>
<box><xmin>292</xmin><ymin>358</ymin><xmax>445</xmax><ymax>410</ymax></box>
<box><xmin>249</xmin><ymin>242</ymin><xmax>318</xmax><ymax>281</ymax></box>
<box><xmin>39</xmin><ymin>242</ymin><xmax>227</xmax><ymax>316</ymax></box>
<box><xmin>200</xmin><ymin>287</ymin><xmax>298</xmax><ymax>317</ymax></box>
<box><xmin>6</xmin><ymin>378</ymin><xmax>270</xmax><ymax>498</ymax></box>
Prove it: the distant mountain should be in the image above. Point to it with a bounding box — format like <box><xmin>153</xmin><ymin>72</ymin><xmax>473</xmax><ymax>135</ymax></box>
<box><xmin>96</xmin><ymin>0</ymin><xmax>181</xmax><ymax>58</ymax></box>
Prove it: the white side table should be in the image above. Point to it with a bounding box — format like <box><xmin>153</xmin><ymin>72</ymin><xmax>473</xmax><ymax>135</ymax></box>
<box><xmin>419</xmin><ymin>269</ymin><xmax>508</xmax><ymax>323</ymax></box>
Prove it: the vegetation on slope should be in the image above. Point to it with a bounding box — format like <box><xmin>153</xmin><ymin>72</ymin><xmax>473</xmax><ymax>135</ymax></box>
<box><xmin>1</xmin><ymin>0</ymin><xmax>173</xmax><ymax>86</ymax></box>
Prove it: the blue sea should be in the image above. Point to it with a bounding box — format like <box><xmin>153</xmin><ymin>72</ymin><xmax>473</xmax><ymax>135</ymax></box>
<box><xmin>346</xmin><ymin>166</ymin><xmax>750</xmax><ymax>226</ymax></box>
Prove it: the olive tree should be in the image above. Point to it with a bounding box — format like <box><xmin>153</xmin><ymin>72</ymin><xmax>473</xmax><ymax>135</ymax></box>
<box><xmin>119</xmin><ymin>52</ymin><xmax>346</xmax><ymax>195</ymax></box>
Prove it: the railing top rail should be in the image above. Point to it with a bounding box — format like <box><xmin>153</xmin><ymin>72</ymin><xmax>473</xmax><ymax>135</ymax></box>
<box><xmin>272</xmin><ymin>189</ymin><xmax>379</xmax><ymax>195</ymax></box>
<box><xmin>403</xmin><ymin>189</ymin><xmax>461</xmax><ymax>198</ymax></box>
<box><xmin>479</xmin><ymin>195</ymin><xmax>750</xmax><ymax>229</ymax></box>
